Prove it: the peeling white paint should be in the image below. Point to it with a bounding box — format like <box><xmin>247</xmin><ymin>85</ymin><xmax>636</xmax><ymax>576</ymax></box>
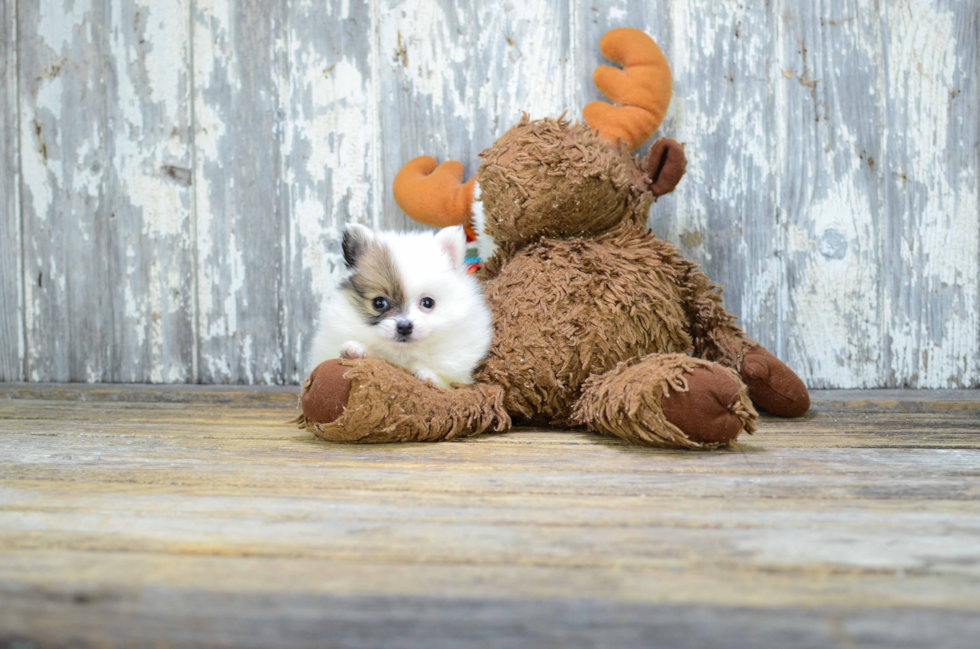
<box><xmin>22</xmin><ymin>78</ymin><xmax>64</xmax><ymax>221</ymax></box>
<box><xmin>111</xmin><ymin>1</ymin><xmax>192</xmax><ymax>239</ymax></box>
<box><xmin>882</xmin><ymin>0</ymin><xmax>979</xmax><ymax>387</ymax></box>
<box><xmin>5</xmin><ymin>0</ymin><xmax>978</xmax><ymax>386</ymax></box>
<box><xmin>36</xmin><ymin>0</ymin><xmax>90</xmax><ymax>52</ymax></box>
<box><xmin>668</xmin><ymin>0</ymin><xmax>783</xmax><ymax>359</ymax></box>
<box><xmin>282</xmin><ymin>3</ymin><xmax>381</xmax><ymax>379</ymax></box>
<box><xmin>785</xmin><ymin>175</ymin><xmax>883</xmax><ymax>388</ymax></box>
<box><xmin>1</xmin><ymin>1</ymin><xmax>23</xmax><ymax>381</ymax></box>
<box><xmin>194</xmin><ymin>0</ymin><xmax>245</xmax><ymax>383</ymax></box>
<box><xmin>774</xmin><ymin>2</ymin><xmax>886</xmax><ymax>389</ymax></box>
<box><xmin>378</xmin><ymin>1</ymin><xmax>470</xmax><ymax>124</ymax></box>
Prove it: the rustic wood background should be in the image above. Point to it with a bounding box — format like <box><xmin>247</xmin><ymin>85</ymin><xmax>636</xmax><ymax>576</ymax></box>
<box><xmin>0</xmin><ymin>0</ymin><xmax>977</xmax><ymax>387</ymax></box>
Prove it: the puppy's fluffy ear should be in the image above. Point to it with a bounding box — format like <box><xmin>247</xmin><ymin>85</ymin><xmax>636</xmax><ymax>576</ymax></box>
<box><xmin>434</xmin><ymin>225</ymin><xmax>466</xmax><ymax>272</ymax></box>
<box><xmin>342</xmin><ymin>223</ymin><xmax>374</xmax><ymax>269</ymax></box>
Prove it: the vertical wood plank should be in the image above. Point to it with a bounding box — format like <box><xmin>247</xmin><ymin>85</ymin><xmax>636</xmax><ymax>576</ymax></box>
<box><xmin>778</xmin><ymin>0</ymin><xmax>885</xmax><ymax>388</ymax></box>
<box><xmin>578</xmin><ymin>1</ymin><xmax>781</xmax><ymax>355</ymax></box>
<box><xmin>666</xmin><ymin>0</ymin><xmax>781</xmax><ymax>355</ymax></box>
<box><xmin>280</xmin><ymin>0</ymin><xmax>381</xmax><ymax>382</ymax></box>
<box><xmin>19</xmin><ymin>0</ymin><xmax>113</xmax><ymax>381</ymax></box>
<box><xmin>18</xmin><ymin>0</ymin><xmax>194</xmax><ymax>383</ymax></box>
<box><xmin>193</xmin><ymin>0</ymin><xmax>287</xmax><ymax>383</ymax></box>
<box><xmin>882</xmin><ymin>0</ymin><xmax>979</xmax><ymax>388</ymax></box>
<box><xmin>376</xmin><ymin>0</ymin><xmax>573</xmax><ymax>230</ymax></box>
<box><xmin>104</xmin><ymin>0</ymin><xmax>195</xmax><ymax>382</ymax></box>
<box><xmin>0</xmin><ymin>0</ymin><xmax>23</xmax><ymax>381</ymax></box>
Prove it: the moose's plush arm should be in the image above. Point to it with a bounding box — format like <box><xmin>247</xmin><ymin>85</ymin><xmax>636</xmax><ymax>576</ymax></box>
<box><xmin>294</xmin><ymin>358</ymin><xmax>510</xmax><ymax>443</ymax></box>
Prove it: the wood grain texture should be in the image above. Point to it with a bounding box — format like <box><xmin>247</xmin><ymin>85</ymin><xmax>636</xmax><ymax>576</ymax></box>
<box><xmin>377</xmin><ymin>0</ymin><xmax>573</xmax><ymax>231</ymax></box>
<box><xmin>667</xmin><ymin>0</ymin><xmax>782</xmax><ymax>356</ymax></box>
<box><xmin>281</xmin><ymin>0</ymin><xmax>382</xmax><ymax>383</ymax></box>
<box><xmin>4</xmin><ymin>382</ymin><xmax>980</xmax><ymax>411</ymax></box>
<box><xmin>882</xmin><ymin>0</ymin><xmax>980</xmax><ymax>388</ymax></box>
<box><xmin>0</xmin><ymin>0</ymin><xmax>22</xmax><ymax>381</ymax></box>
<box><xmin>16</xmin><ymin>0</ymin><xmax>195</xmax><ymax>383</ymax></box>
<box><xmin>1</xmin><ymin>580</ymin><xmax>978</xmax><ymax>649</ymax></box>
<box><xmin>0</xmin><ymin>380</ymin><xmax>299</xmax><ymax>403</ymax></box>
<box><xmin>0</xmin><ymin>387</ymin><xmax>978</xmax><ymax>647</ymax></box>
<box><xmin>193</xmin><ymin>0</ymin><xmax>287</xmax><ymax>384</ymax></box>
<box><xmin>104</xmin><ymin>0</ymin><xmax>196</xmax><ymax>382</ymax></box>
<box><xmin>3</xmin><ymin>0</ymin><xmax>980</xmax><ymax>387</ymax></box>
<box><xmin>778</xmin><ymin>0</ymin><xmax>885</xmax><ymax>389</ymax></box>
<box><xmin>18</xmin><ymin>0</ymin><xmax>114</xmax><ymax>382</ymax></box>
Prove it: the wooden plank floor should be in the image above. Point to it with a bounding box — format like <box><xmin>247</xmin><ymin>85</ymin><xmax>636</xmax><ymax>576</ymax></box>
<box><xmin>1</xmin><ymin>385</ymin><xmax>979</xmax><ymax>648</ymax></box>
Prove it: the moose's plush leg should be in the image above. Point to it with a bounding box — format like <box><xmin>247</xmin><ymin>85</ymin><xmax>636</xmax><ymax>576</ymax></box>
<box><xmin>294</xmin><ymin>358</ymin><xmax>510</xmax><ymax>443</ymax></box>
<box><xmin>681</xmin><ymin>266</ymin><xmax>810</xmax><ymax>417</ymax></box>
<box><xmin>571</xmin><ymin>353</ymin><xmax>757</xmax><ymax>449</ymax></box>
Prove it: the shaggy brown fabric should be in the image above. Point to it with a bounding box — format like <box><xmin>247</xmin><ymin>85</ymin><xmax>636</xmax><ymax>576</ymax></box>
<box><xmin>571</xmin><ymin>353</ymin><xmax>756</xmax><ymax>449</ymax></box>
<box><xmin>677</xmin><ymin>262</ymin><xmax>760</xmax><ymax>370</ymax></box>
<box><xmin>296</xmin><ymin>358</ymin><xmax>510</xmax><ymax>443</ymax></box>
<box><xmin>643</xmin><ymin>138</ymin><xmax>687</xmax><ymax>197</ymax></box>
<box><xmin>476</xmin><ymin>225</ymin><xmax>697</xmax><ymax>425</ymax></box>
<box><xmin>477</xmin><ymin>114</ymin><xmax>652</xmax><ymax>258</ymax></box>
<box><xmin>740</xmin><ymin>347</ymin><xmax>811</xmax><ymax>418</ymax></box>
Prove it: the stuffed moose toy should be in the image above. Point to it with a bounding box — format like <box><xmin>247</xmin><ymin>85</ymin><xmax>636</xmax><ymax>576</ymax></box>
<box><xmin>295</xmin><ymin>28</ymin><xmax>810</xmax><ymax>449</ymax></box>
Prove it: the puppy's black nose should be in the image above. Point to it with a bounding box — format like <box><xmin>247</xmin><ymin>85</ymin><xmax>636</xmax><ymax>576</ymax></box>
<box><xmin>396</xmin><ymin>320</ymin><xmax>413</xmax><ymax>336</ymax></box>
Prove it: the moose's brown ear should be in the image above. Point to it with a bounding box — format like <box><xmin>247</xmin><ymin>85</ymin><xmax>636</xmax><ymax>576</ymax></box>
<box><xmin>642</xmin><ymin>138</ymin><xmax>686</xmax><ymax>197</ymax></box>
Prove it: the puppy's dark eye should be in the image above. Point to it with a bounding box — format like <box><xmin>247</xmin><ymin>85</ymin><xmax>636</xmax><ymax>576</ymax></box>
<box><xmin>372</xmin><ymin>297</ymin><xmax>388</xmax><ymax>311</ymax></box>
<box><xmin>420</xmin><ymin>297</ymin><xmax>435</xmax><ymax>312</ymax></box>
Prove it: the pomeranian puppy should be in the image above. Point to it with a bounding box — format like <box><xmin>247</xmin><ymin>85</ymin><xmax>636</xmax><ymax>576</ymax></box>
<box><xmin>309</xmin><ymin>224</ymin><xmax>492</xmax><ymax>389</ymax></box>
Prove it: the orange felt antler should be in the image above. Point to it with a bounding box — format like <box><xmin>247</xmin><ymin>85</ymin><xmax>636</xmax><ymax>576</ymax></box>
<box><xmin>582</xmin><ymin>28</ymin><xmax>672</xmax><ymax>151</ymax></box>
<box><xmin>392</xmin><ymin>156</ymin><xmax>476</xmax><ymax>228</ymax></box>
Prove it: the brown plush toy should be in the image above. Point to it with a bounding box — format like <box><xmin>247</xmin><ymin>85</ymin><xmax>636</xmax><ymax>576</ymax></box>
<box><xmin>295</xmin><ymin>28</ymin><xmax>810</xmax><ymax>449</ymax></box>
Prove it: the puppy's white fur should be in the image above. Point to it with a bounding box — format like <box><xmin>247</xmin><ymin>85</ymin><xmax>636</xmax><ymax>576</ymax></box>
<box><xmin>309</xmin><ymin>225</ymin><xmax>492</xmax><ymax>389</ymax></box>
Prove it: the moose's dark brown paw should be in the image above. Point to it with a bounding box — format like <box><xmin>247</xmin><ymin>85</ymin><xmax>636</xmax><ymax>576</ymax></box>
<box><xmin>660</xmin><ymin>365</ymin><xmax>755</xmax><ymax>444</ymax></box>
<box><xmin>740</xmin><ymin>347</ymin><xmax>810</xmax><ymax>418</ymax></box>
<box><xmin>301</xmin><ymin>359</ymin><xmax>353</xmax><ymax>424</ymax></box>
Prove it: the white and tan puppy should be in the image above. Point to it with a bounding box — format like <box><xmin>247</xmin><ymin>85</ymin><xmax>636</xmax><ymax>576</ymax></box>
<box><xmin>309</xmin><ymin>224</ymin><xmax>492</xmax><ymax>389</ymax></box>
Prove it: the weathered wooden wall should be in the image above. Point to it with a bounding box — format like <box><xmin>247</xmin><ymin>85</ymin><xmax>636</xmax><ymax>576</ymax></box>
<box><xmin>1</xmin><ymin>0</ymin><xmax>977</xmax><ymax>387</ymax></box>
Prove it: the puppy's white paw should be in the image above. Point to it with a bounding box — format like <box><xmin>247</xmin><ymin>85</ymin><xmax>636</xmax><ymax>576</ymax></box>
<box><xmin>413</xmin><ymin>367</ymin><xmax>441</xmax><ymax>386</ymax></box>
<box><xmin>339</xmin><ymin>341</ymin><xmax>366</xmax><ymax>360</ymax></box>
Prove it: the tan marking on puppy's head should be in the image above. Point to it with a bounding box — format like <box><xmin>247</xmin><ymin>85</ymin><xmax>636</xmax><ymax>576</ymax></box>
<box><xmin>340</xmin><ymin>227</ymin><xmax>406</xmax><ymax>325</ymax></box>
